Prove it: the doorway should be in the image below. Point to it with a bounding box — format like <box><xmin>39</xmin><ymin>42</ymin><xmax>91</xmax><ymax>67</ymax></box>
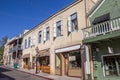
<box><xmin>62</xmin><ymin>53</ymin><xmax>69</xmax><ymax>76</ymax></box>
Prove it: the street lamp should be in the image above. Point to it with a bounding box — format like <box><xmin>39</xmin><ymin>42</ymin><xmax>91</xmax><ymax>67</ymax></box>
<box><xmin>35</xmin><ymin>46</ymin><xmax>39</xmax><ymax>74</ymax></box>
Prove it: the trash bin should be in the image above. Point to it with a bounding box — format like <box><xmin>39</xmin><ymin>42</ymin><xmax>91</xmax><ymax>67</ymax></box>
<box><xmin>14</xmin><ymin>63</ymin><xmax>18</xmax><ymax>69</ymax></box>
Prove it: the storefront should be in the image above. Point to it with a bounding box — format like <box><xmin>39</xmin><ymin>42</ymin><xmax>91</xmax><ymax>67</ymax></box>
<box><xmin>55</xmin><ymin>45</ymin><xmax>82</xmax><ymax>77</ymax></box>
<box><xmin>37</xmin><ymin>48</ymin><xmax>50</xmax><ymax>73</ymax></box>
<box><xmin>22</xmin><ymin>54</ymin><xmax>30</xmax><ymax>69</ymax></box>
<box><xmin>91</xmin><ymin>39</ymin><xmax>120</xmax><ymax>80</ymax></box>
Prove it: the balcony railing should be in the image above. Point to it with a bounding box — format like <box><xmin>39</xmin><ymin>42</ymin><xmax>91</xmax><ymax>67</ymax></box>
<box><xmin>82</xmin><ymin>17</ymin><xmax>120</xmax><ymax>39</ymax></box>
<box><xmin>9</xmin><ymin>45</ymin><xmax>22</xmax><ymax>53</ymax></box>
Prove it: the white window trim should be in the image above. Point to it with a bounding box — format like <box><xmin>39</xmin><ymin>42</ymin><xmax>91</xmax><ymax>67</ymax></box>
<box><xmin>68</xmin><ymin>16</ymin><xmax>72</xmax><ymax>32</ymax></box>
<box><xmin>31</xmin><ymin>35</ymin><xmax>35</xmax><ymax>47</ymax></box>
<box><xmin>38</xmin><ymin>31</ymin><xmax>42</xmax><ymax>43</ymax></box>
<box><xmin>53</xmin><ymin>22</ymin><xmax>57</xmax><ymax>38</ymax></box>
<box><xmin>44</xmin><ymin>27</ymin><xmax>47</xmax><ymax>41</ymax></box>
<box><xmin>68</xmin><ymin>12</ymin><xmax>78</xmax><ymax>33</ymax></box>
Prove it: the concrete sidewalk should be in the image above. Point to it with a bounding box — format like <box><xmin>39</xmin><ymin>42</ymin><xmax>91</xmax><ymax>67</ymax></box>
<box><xmin>16</xmin><ymin>67</ymin><xmax>81</xmax><ymax>80</ymax></box>
<box><xmin>4</xmin><ymin>65</ymin><xmax>81</xmax><ymax>80</ymax></box>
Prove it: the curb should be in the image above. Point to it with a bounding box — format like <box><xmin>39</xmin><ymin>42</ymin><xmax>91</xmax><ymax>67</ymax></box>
<box><xmin>3</xmin><ymin>66</ymin><xmax>53</xmax><ymax>80</ymax></box>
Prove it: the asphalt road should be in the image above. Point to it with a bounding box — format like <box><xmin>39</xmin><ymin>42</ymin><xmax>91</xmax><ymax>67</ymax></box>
<box><xmin>0</xmin><ymin>66</ymin><xmax>50</xmax><ymax>80</ymax></box>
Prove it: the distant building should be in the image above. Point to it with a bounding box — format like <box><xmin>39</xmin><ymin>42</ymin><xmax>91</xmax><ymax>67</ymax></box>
<box><xmin>3</xmin><ymin>30</ymin><xmax>29</xmax><ymax>67</ymax></box>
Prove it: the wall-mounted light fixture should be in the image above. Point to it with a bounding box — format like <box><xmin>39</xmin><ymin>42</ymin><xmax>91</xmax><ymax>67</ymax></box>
<box><xmin>96</xmin><ymin>48</ymin><xmax>99</xmax><ymax>52</ymax></box>
<box><xmin>108</xmin><ymin>46</ymin><xmax>114</xmax><ymax>54</ymax></box>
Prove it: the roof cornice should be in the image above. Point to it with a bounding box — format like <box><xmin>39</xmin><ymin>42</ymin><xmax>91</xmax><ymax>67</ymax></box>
<box><xmin>87</xmin><ymin>0</ymin><xmax>103</xmax><ymax>17</ymax></box>
<box><xmin>24</xmin><ymin>0</ymin><xmax>83</xmax><ymax>37</ymax></box>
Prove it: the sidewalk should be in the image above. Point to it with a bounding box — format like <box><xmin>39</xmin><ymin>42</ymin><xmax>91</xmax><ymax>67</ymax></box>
<box><xmin>7</xmin><ymin>65</ymin><xmax>81</xmax><ymax>80</ymax></box>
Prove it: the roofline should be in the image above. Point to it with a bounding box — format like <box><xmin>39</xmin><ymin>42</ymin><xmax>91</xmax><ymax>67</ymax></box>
<box><xmin>87</xmin><ymin>0</ymin><xmax>103</xmax><ymax>17</ymax></box>
<box><xmin>24</xmin><ymin>0</ymin><xmax>83</xmax><ymax>37</ymax></box>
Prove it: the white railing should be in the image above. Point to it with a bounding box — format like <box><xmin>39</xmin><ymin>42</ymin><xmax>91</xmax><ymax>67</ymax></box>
<box><xmin>82</xmin><ymin>17</ymin><xmax>120</xmax><ymax>39</ymax></box>
<box><xmin>9</xmin><ymin>44</ymin><xmax>22</xmax><ymax>53</ymax></box>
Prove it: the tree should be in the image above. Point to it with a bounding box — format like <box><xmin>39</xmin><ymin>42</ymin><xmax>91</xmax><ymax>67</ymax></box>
<box><xmin>0</xmin><ymin>36</ymin><xmax>8</xmax><ymax>46</ymax></box>
<box><xmin>0</xmin><ymin>36</ymin><xmax>8</xmax><ymax>61</ymax></box>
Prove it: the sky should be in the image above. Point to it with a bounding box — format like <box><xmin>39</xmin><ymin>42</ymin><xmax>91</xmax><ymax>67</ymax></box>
<box><xmin>0</xmin><ymin>0</ymin><xmax>75</xmax><ymax>40</ymax></box>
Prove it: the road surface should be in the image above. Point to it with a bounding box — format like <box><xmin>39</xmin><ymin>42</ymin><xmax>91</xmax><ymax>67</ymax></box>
<box><xmin>0</xmin><ymin>66</ymin><xmax>50</xmax><ymax>80</ymax></box>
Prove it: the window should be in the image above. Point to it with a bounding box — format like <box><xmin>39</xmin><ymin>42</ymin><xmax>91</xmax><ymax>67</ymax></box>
<box><xmin>28</xmin><ymin>37</ymin><xmax>31</xmax><ymax>47</ymax></box>
<box><xmin>46</xmin><ymin>27</ymin><xmax>50</xmax><ymax>41</ymax></box>
<box><xmin>56</xmin><ymin>21</ymin><xmax>62</xmax><ymax>37</ymax></box>
<box><xmin>68</xmin><ymin>12</ymin><xmax>78</xmax><ymax>33</ymax></box>
<box><xmin>44</xmin><ymin>27</ymin><xmax>49</xmax><ymax>41</ymax></box>
<box><xmin>38</xmin><ymin>31</ymin><xmax>42</xmax><ymax>43</ymax></box>
<box><xmin>31</xmin><ymin>36</ymin><xmax>35</xmax><ymax>47</ymax></box>
<box><xmin>38</xmin><ymin>56</ymin><xmax>50</xmax><ymax>66</ymax></box>
<box><xmin>103</xmin><ymin>55</ymin><xmax>120</xmax><ymax>76</ymax></box>
<box><xmin>24</xmin><ymin>39</ymin><xmax>27</xmax><ymax>49</ymax></box>
<box><xmin>53</xmin><ymin>20</ymin><xmax>62</xmax><ymax>38</ymax></box>
<box><xmin>69</xmin><ymin>51</ymin><xmax>81</xmax><ymax>69</ymax></box>
<box><xmin>56</xmin><ymin>54</ymin><xmax>61</xmax><ymax>69</ymax></box>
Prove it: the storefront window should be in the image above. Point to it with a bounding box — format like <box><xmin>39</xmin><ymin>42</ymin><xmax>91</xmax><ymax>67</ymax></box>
<box><xmin>56</xmin><ymin>54</ymin><xmax>60</xmax><ymax>69</ymax></box>
<box><xmin>69</xmin><ymin>51</ymin><xmax>81</xmax><ymax>69</ymax></box>
<box><xmin>38</xmin><ymin>56</ymin><xmax>50</xmax><ymax>66</ymax></box>
<box><xmin>103</xmin><ymin>55</ymin><xmax>120</xmax><ymax>76</ymax></box>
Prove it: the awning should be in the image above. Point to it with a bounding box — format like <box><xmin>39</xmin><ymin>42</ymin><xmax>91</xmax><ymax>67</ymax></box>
<box><xmin>37</xmin><ymin>48</ymin><xmax>50</xmax><ymax>57</ymax></box>
<box><xmin>22</xmin><ymin>54</ymin><xmax>30</xmax><ymax>58</ymax></box>
<box><xmin>92</xmin><ymin>13</ymin><xmax>110</xmax><ymax>25</ymax></box>
<box><xmin>55</xmin><ymin>45</ymin><xmax>81</xmax><ymax>53</ymax></box>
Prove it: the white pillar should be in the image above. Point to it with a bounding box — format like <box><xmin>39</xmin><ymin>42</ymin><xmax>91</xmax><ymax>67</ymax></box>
<box><xmin>50</xmin><ymin>49</ymin><xmax>55</xmax><ymax>75</ymax></box>
<box><xmin>85</xmin><ymin>45</ymin><xmax>90</xmax><ymax>74</ymax></box>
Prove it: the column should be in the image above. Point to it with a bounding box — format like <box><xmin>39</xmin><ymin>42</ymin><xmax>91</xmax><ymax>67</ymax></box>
<box><xmin>50</xmin><ymin>49</ymin><xmax>55</xmax><ymax>75</ymax></box>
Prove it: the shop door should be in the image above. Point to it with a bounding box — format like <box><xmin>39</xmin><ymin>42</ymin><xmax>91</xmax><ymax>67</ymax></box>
<box><xmin>63</xmin><ymin>53</ymin><xmax>69</xmax><ymax>75</ymax></box>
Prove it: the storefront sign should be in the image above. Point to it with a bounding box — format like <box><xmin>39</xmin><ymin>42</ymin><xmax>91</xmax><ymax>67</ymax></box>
<box><xmin>69</xmin><ymin>56</ymin><xmax>75</xmax><ymax>61</ymax></box>
<box><xmin>55</xmin><ymin>45</ymin><xmax>80</xmax><ymax>53</ymax></box>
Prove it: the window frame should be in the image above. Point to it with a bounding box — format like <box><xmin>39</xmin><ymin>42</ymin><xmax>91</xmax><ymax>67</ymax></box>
<box><xmin>68</xmin><ymin>51</ymin><xmax>81</xmax><ymax>69</ymax></box>
<box><xmin>38</xmin><ymin>31</ymin><xmax>42</xmax><ymax>44</ymax></box>
<box><xmin>70</xmin><ymin>12</ymin><xmax>78</xmax><ymax>32</ymax></box>
<box><xmin>46</xmin><ymin>27</ymin><xmax>50</xmax><ymax>41</ymax></box>
<box><xmin>24</xmin><ymin>39</ymin><xmax>27</xmax><ymax>49</ymax></box>
<box><xmin>102</xmin><ymin>54</ymin><xmax>120</xmax><ymax>77</ymax></box>
<box><xmin>56</xmin><ymin>20</ymin><xmax>62</xmax><ymax>37</ymax></box>
<box><xmin>28</xmin><ymin>37</ymin><xmax>31</xmax><ymax>48</ymax></box>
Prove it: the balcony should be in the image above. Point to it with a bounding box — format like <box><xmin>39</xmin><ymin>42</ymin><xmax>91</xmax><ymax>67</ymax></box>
<box><xmin>9</xmin><ymin>45</ymin><xmax>22</xmax><ymax>53</ymax></box>
<box><xmin>82</xmin><ymin>17</ymin><xmax>120</xmax><ymax>43</ymax></box>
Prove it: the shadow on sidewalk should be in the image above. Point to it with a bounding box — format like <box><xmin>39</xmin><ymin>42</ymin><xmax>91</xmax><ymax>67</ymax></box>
<box><xmin>0</xmin><ymin>66</ymin><xmax>15</xmax><ymax>80</ymax></box>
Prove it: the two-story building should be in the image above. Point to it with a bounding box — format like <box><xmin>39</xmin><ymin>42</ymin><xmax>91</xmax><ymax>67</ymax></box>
<box><xmin>22</xmin><ymin>0</ymin><xmax>97</xmax><ymax>79</ymax></box>
<box><xmin>5</xmin><ymin>30</ymin><xmax>29</xmax><ymax>68</ymax></box>
<box><xmin>82</xmin><ymin>0</ymin><xmax>120</xmax><ymax>80</ymax></box>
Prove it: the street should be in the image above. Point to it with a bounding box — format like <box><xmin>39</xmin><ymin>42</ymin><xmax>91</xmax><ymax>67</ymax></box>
<box><xmin>0</xmin><ymin>66</ymin><xmax>51</xmax><ymax>80</ymax></box>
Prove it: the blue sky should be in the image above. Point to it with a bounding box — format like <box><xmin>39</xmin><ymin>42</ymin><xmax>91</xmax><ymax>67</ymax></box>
<box><xmin>0</xmin><ymin>0</ymin><xmax>75</xmax><ymax>40</ymax></box>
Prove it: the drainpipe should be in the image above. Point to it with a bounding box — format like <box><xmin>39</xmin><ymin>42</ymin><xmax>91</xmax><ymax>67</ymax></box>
<box><xmin>84</xmin><ymin>0</ymin><xmax>92</xmax><ymax>80</ymax></box>
<box><xmin>85</xmin><ymin>45</ymin><xmax>91</xmax><ymax>80</ymax></box>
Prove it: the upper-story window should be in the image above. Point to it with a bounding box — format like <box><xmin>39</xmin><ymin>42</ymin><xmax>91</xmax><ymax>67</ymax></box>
<box><xmin>31</xmin><ymin>35</ymin><xmax>35</xmax><ymax>47</ymax></box>
<box><xmin>44</xmin><ymin>27</ymin><xmax>50</xmax><ymax>42</ymax></box>
<box><xmin>38</xmin><ymin>31</ymin><xmax>42</xmax><ymax>43</ymax></box>
<box><xmin>28</xmin><ymin>37</ymin><xmax>31</xmax><ymax>48</ymax></box>
<box><xmin>68</xmin><ymin>12</ymin><xmax>78</xmax><ymax>33</ymax></box>
<box><xmin>24</xmin><ymin>39</ymin><xmax>27</xmax><ymax>49</ymax></box>
<box><xmin>53</xmin><ymin>20</ymin><xmax>63</xmax><ymax>38</ymax></box>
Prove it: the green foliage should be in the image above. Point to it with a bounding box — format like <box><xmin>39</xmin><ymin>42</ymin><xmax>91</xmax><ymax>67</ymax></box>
<box><xmin>0</xmin><ymin>36</ymin><xmax>8</xmax><ymax>61</ymax></box>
